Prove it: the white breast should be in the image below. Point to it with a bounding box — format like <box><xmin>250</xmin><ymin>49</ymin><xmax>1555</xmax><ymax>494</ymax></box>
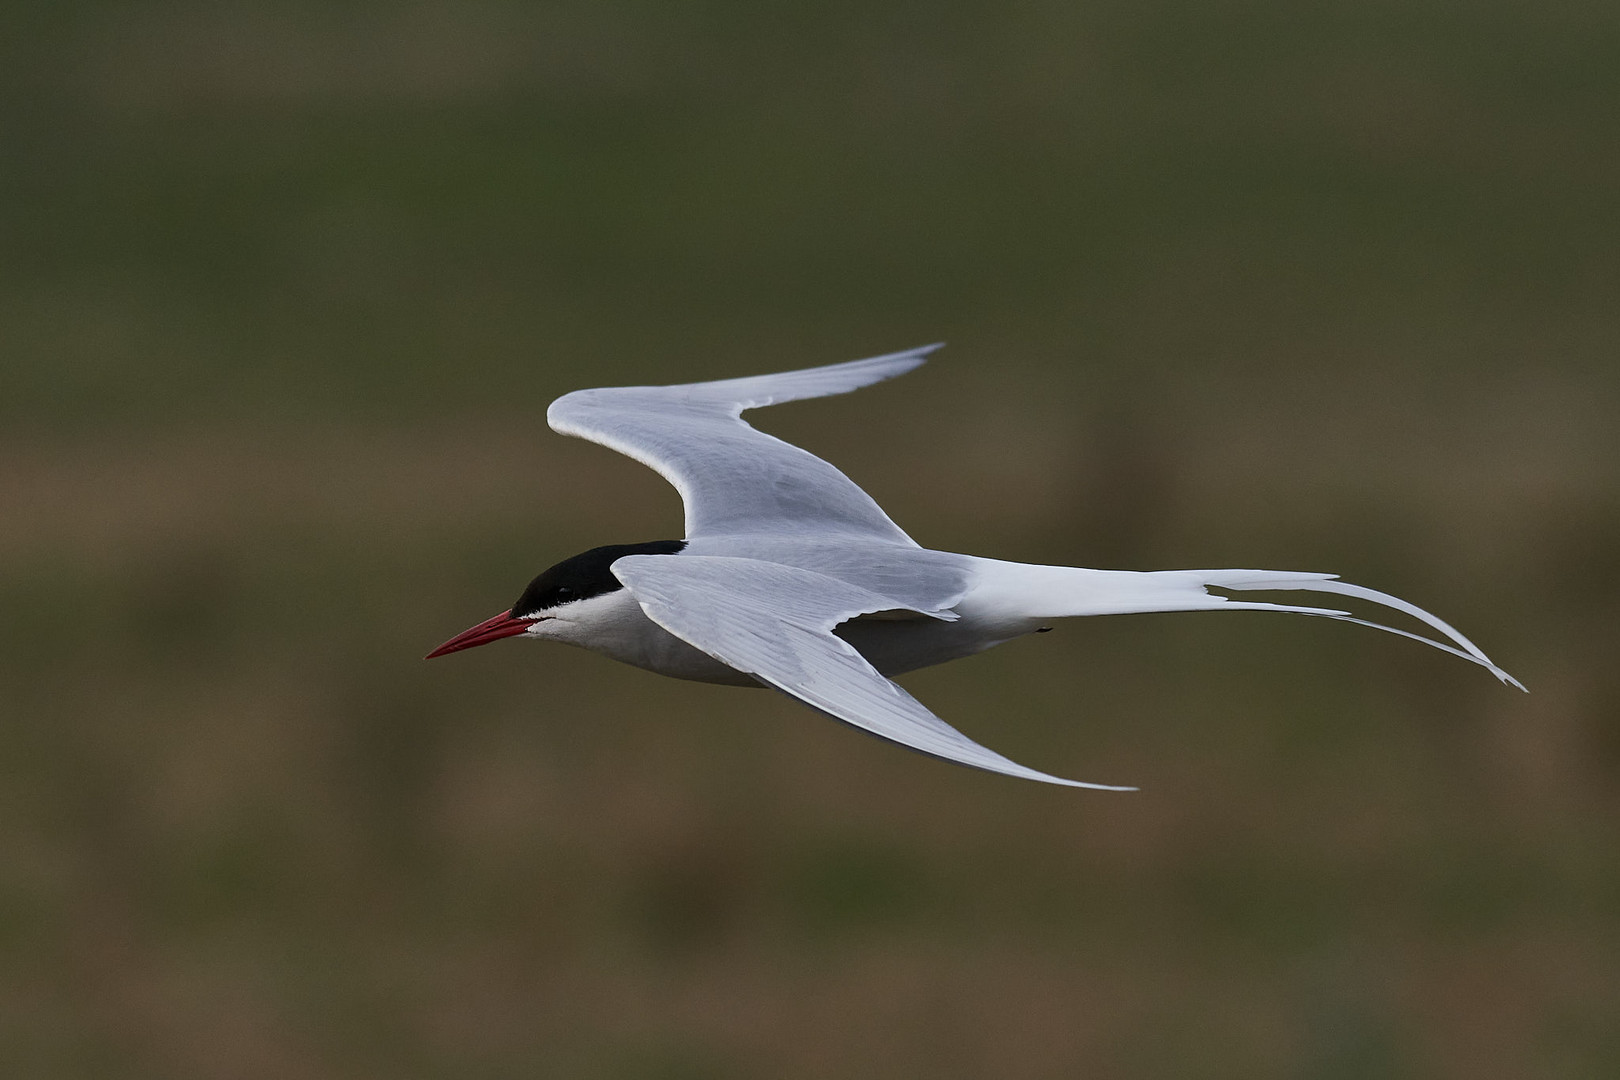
<box><xmin>530</xmin><ymin>587</ymin><xmax>761</xmax><ymax>686</ymax></box>
<box><xmin>533</xmin><ymin>556</ymin><xmax>1046</xmax><ymax>686</ymax></box>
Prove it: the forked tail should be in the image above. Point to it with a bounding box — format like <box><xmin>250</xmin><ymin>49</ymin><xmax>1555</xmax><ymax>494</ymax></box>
<box><xmin>968</xmin><ymin>561</ymin><xmax>1525</xmax><ymax>690</ymax></box>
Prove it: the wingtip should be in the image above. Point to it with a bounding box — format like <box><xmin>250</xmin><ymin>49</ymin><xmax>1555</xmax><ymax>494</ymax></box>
<box><xmin>865</xmin><ymin>342</ymin><xmax>944</xmax><ymax>367</ymax></box>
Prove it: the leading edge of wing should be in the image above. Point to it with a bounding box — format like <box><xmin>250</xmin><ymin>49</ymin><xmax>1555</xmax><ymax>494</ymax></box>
<box><xmin>611</xmin><ymin>553</ymin><xmax>1135</xmax><ymax>791</ymax></box>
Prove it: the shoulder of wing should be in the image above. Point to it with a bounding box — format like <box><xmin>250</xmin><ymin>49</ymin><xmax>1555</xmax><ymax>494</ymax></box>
<box><xmin>548</xmin><ymin>384</ymin><xmax>727</xmax><ymax>437</ymax></box>
<box><xmin>546</xmin><ymin>387</ymin><xmax>611</xmax><ymax>431</ymax></box>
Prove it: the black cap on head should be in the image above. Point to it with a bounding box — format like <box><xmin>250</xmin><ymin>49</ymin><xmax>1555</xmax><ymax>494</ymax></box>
<box><xmin>512</xmin><ymin>540</ymin><xmax>685</xmax><ymax>616</ymax></box>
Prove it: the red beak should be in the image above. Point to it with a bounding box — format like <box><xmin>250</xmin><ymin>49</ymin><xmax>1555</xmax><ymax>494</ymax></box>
<box><xmin>425</xmin><ymin>610</ymin><xmax>534</xmax><ymax>658</ymax></box>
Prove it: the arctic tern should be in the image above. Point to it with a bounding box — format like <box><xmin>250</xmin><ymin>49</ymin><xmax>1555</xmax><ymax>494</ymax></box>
<box><xmin>428</xmin><ymin>345</ymin><xmax>1522</xmax><ymax>789</ymax></box>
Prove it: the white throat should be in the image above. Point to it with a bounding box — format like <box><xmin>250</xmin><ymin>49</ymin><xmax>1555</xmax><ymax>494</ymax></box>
<box><xmin>525</xmin><ymin>587</ymin><xmax>757</xmax><ymax>686</ymax></box>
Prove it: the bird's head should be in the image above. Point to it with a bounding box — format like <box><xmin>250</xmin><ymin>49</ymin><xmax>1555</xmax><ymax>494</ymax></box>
<box><xmin>425</xmin><ymin>539</ymin><xmax>684</xmax><ymax>658</ymax></box>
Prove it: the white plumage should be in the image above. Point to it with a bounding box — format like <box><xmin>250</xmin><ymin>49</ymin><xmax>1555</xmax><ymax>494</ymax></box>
<box><xmin>430</xmin><ymin>345</ymin><xmax>1522</xmax><ymax>789</ymax></box>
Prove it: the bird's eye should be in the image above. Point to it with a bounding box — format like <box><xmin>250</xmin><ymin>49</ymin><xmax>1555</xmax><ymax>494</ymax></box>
<box><xmin>556</xmin><ymin>586</ymin><xmax>573</xmax><ymax>599</ymax></box>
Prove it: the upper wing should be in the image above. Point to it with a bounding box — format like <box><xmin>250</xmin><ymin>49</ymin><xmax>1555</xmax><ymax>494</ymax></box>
<box><xmin>547</xmin><ymin>345</ymin><xmax>940</xmax><ymax>542</ymax></box>
<box><xmin>611</xmin><ymin>554</ymin><xmax>1135</xmax><ymax>791</ymax></box>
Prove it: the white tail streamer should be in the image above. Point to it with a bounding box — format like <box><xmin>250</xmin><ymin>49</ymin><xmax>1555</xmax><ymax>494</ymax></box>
<box><xmin>964</xmin><ymin>561</ymin><xmax>1525</xmax><ymax>691</ymax></box>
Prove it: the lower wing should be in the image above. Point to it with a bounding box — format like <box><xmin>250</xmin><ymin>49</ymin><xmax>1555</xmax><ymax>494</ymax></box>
<box><xmin>611</xmin><ymin>554</ymin><xmax>1134</xmax><ymax>791</ymax></box>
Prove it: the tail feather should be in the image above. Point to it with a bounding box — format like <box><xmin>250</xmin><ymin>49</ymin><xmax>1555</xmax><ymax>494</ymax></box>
<box><xmin>1198</xmin><ymin>570</ymin><xmax>1523</xmax><ymax>689</ymax></box>
<box><xmin>970</xmin><ymin>561</ymin><xmax>1525</xmax><ymax>690</ymax></box>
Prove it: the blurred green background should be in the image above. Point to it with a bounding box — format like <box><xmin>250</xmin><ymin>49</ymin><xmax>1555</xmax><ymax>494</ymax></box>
<box><xmin>4</xmin><ymin>2</ymin><xmax>1617</xmax><ymax>1077</ymax></box>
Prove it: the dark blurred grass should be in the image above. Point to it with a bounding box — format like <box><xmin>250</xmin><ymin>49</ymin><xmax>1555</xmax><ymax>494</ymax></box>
<box><xmin>3</xmin><ymin>1</ymin><xmax>1618</xmax><ymax>1077</ymax></box>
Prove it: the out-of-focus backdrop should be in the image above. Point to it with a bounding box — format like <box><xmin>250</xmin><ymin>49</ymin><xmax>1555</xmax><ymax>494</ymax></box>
<box><xmin>4</xmin><ymin>3</ymin><xmax>1616</xmax><ymax>1077</ymax></box>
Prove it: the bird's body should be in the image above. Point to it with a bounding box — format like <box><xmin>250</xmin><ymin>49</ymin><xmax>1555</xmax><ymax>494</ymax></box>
<box><xmin>430</xmin><ymin>345</ymin><xmax>1522</xmax><ymax>789</ymax></box>
<box><xmin>509</xmin><ymin>539</ymin><xmax>1037</xmax><ymax>686</ymax></box>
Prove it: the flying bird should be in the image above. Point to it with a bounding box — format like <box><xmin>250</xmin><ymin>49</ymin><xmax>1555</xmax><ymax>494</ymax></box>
<box><xmin>428</xmin><ymin>345</ymin><xmax>1522</xmax><ymax>789</ymax></box>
